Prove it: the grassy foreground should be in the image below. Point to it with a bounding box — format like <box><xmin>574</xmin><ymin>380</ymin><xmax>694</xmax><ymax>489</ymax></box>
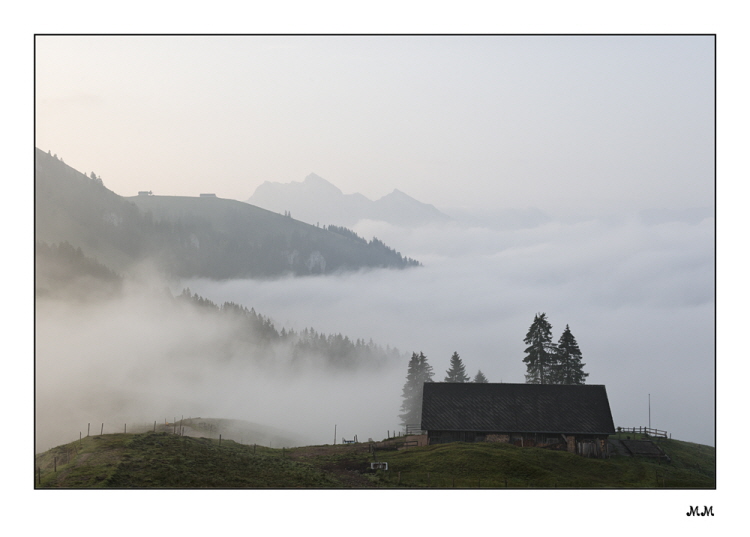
<box><xmin>34</xmin><ymin>432</ymin><xmax>715</xmax><ymax>489</ymax></box>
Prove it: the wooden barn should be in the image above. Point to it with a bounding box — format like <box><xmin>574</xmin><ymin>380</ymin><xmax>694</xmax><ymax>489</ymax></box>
<box><xmin>420</xmin><ymin>382</ymin><xmax>616</xmax><ymax>456</ymax></box>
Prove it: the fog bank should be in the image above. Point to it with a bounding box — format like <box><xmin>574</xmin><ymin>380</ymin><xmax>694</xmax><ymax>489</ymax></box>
<box><xmin>184</xmin><ymin>213</ymin><xmax>715</xmax><ymax>446</ymax></box>
<box><xmin>35</xmin><ymin>211</ymin><xmax>714</xmax><ymax>451</ymax></box>
<box><xmin>35</xmin><ymin>286</ymin><xmax>405</xmax><ymax>453</ymax></box>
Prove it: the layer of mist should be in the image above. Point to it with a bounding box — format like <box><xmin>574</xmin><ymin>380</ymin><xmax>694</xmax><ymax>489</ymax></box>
<box><xmin>183</xmin><ymin>211</ymin><xmax>715</xmax><ymax>446</ymax></box>
<box><xmin>35</xmin><ymin>279</ymin><xmax>405</xmax><ymax>453</ymax></box>
<box><xmin>36</xmin><ymin>207</ymin><xmax>714</xmax><ymax>452</ymax></box>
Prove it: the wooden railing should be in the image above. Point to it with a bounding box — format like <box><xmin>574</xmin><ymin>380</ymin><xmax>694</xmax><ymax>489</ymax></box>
<box><xmin>617</xmin><ymin>426</ymin><xmax>668</xmax><ymax>438</ymax></box>
<box><xmin>405</xmin><ymin>424</ymin><xmax>424</xmax><ymax>436</ymax></box>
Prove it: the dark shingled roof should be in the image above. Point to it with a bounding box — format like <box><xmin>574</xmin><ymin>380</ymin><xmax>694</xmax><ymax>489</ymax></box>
<box><xmin>421</xmin><ymin>382</ymin><xmax>615</xmax><ymax>435</ymax></box>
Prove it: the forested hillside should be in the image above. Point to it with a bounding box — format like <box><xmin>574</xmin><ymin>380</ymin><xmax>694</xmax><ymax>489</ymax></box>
<box><xmin>178</xmin><ymin>289</ymin><xmax>404</xmax><ymax>371</ymax></box>
<box><xmin>35</xmin><ymin>148</ymin><xmax>420</xmax><ymax>279</ymax></box>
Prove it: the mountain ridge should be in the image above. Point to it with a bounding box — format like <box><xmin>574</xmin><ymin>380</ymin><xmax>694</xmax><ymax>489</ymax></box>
<box><xmin>248</xmin><ymin>173</ymin><xmax>451</xmax><ymax>228</ymax></box>
<box><xmin>35</xmin><ymin>148</ymin><xmax>420</xmax><ymax>280</ymax></box>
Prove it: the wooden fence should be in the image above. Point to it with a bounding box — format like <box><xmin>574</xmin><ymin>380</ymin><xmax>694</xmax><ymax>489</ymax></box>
<box><xmin>617</xmin><ymin>426</ymin><xmax>668</xmax><ymax>438</ymax></box>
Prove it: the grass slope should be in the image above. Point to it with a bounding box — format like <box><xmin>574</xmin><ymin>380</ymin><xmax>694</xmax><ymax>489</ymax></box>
<box><xmin>35</xmin><ymin>432</ymin><xmax>714</xmax><ymax>489</ymax></box>
<box><xmin>35</xmin><ymin>433</ymin><xmax>343</xmax><ymax>488</ymax></box>
<box><xmin>372</xmin><ymin>438</ymin><xmax>714</xmax><ymax>488</ymax></box>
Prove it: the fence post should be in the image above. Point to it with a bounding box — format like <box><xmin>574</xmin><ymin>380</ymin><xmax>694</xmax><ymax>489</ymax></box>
<box><xmin>88</xmin><ymin>423</ymin><xmax>90</xmax><ymax>437</ymax></box>
<box><xmin>101</xmin><ymin>423</ymin><xmax>104</xmax><ymax>435</ymax></box>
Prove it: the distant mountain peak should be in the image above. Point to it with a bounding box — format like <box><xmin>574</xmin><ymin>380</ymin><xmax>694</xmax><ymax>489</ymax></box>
<box><xmin>381</xmin><ymin>188</ymin><xmax>412</xmax><ymax>200</ymax></box>
<box><xmin>248</xmin><ymin>173</ymin><xmax>450</xmax><ymax>227</ymax></box>
<box><xmin>302</xmin><ymin>173</ymin><xmax>342</xmax><ymax>195</ymax></box>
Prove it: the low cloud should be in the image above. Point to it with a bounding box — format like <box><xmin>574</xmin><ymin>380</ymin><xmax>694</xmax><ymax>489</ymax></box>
<box><xmin>184</xmin><ymin>212</ymin><xmax>715</xmax><ymax>445</ymax></box>
<box><xmin>36</xmin><ymin>210</ymin><xmax>714</xmax><ymax>451</ymax></box>
<box><xmin>35</xmin><ymin>285</ymin><xmax>405</xmax><ymax>453</ymax></box>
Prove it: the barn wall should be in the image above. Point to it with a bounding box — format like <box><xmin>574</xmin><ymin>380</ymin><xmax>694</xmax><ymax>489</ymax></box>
<box><xmin>486</xmin><ymin>434</ymin><xmax>510</xmax><ymax>443</ymax></box>
<box><xmin>428</xmin><ymin>430</ymin><xmax>608</xmax><ymax>454</ymax></box>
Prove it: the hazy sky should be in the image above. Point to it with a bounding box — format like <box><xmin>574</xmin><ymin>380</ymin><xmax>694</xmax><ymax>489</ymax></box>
<box><xmin>35</xmin><ymin>35</ymin><xmax>714</xmax><ymax>215</ymax></box>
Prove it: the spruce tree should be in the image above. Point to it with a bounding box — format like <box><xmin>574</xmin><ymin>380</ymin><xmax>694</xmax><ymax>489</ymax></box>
<box><xmin>523</xmin><ymin>312</ymin><xmax>558</xmax><ymax>384</ymax></box>
<box><xmin>555</xmin><ymin>325</ymin><xmax>588</xmax><ymax>384</ymax></box>
<box><xmin>399</xmin><ymin>352</ymin><xmax>434</xmax><ymax>429</ymax></box>
<box><xmin>444</xmin><ymin>351</ymin><xmax>470</xmax><ymax>382</ymax></box>
<box><xmin>473</xmin><ymin>369</ymin><xmax>489</xmax><ymax>383</ymax></box>
<box><xmin>399</xmin><ymin>353</ymin><xmax>420</xmax><ymax>427</ymax></box>
<box><xmin>417</xmin><ymin>352</ymin><xmax>434</xmax><ymax>385</ymax></box>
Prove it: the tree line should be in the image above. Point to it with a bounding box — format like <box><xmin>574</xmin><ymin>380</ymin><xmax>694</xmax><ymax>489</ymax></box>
<box><xmin>178</xmin><ymin>289</ymin><xmax>403</xmax><ymax>371</ymax></box>
<box><xmin>326</xmin><ymin>225</ymin><xmax>421</xmax><ymax>268</ymax></box>
<box><xmin>523</xmin><ymin>312</ymin><xmax>588</xmax><ymax>385</ymax></box>
<box><xmin>398</xmin><ymin>312</ymin><xmax>589</xmax><ymax>429</ymax></box>
<box><xmin>35</xmin><ymin>241</ymin><xmax>123</xmax><ymax>299</ymax></box>
<box><xmin>399</xmin><ymin>351</ymin><xmax>487</xmax><ymax>429</ymax></box>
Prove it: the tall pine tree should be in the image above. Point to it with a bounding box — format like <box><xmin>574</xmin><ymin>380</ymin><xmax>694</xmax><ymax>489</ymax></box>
<box><xmin>555</xmin><ymin>324</ymin><xmax>588</xmax><ymax>384</ymax></box>
<box><xmin>444</xmin><ymin>351</ymin><xmax>470</xmax><ymax>382</ymax></box>
<box><xmin>399</xmin><ymin>352</ymin><xmax>434</xmax><ymax>429</ymax></box>
<box><xmin>523</xmin><ymin>312</ymin><xmax>558</xmax><ymax>384</ymax></box>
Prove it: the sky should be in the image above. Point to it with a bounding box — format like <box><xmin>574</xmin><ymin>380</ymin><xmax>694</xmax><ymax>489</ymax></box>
<box><xmin>18</xmin><ymin>11</ymin><xmax>740</xmax><ymax>531</ymax></box>
<box><xmin>35</xmin><ymin>35</ymin><xmax>714</xmax><ymax>217</ymax></box>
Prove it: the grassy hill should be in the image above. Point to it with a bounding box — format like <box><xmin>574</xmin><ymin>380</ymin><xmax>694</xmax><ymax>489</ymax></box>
<box><xmin>35</xmin><ymin>430</ymin><xmax>714</xmax><ymax>489</ymax></box>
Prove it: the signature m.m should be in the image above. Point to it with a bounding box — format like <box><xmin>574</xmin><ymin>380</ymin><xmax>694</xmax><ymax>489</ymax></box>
<box><xmin>686</xmin><ymin>506</ymin><xmax>714</xmax><ymax>516</ymax></box>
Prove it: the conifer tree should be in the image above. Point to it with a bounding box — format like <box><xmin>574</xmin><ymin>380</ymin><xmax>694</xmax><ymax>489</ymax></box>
<box><xmin>473</xmin><ymin>369</ymin><xmax>489</xmax><ymax>383</ymax></box>
<box><xmin>417</xmin><ymin>352</ymin><xmax>434</xmax><ymax>385</ymax></box>
<box><xmin>399</xmin><ymin>352</ymin><xmax>434</xmax><ymax>429</ymax></box>
<box><xmin>444</xmin><ymin>351</ymin><xmax>470</xmax><ymax>382</ymax></box>
<box><xmin>555</xmin><ymin>325</ymin><xmax>588</xmax><ymax>384</ymax></box>
<box><xmin>523</xmin><ymin>312</ymin><xmax>558</xmax><ymax>384</ymax></box>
